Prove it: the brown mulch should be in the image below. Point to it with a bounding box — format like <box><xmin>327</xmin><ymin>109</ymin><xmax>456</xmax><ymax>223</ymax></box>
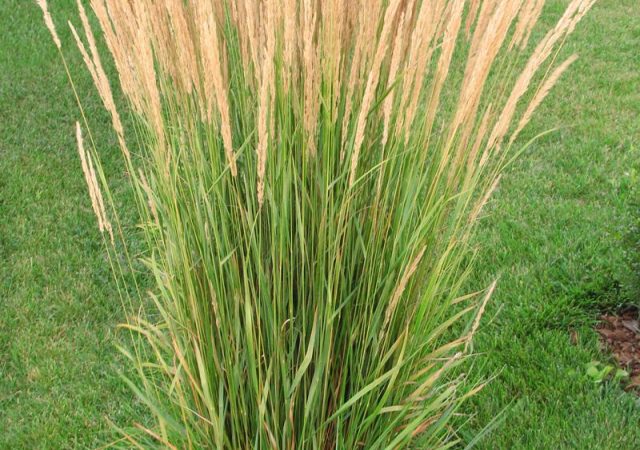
<box><xmin>596</xmin><ymin>307</ymin><xmax>640</xmax><ymax>391</ymax></box>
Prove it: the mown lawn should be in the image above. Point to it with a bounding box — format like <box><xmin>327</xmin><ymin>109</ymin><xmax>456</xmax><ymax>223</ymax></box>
<box><xmin>464</xmin><ymin>0</ymin><xmax>640</xmax><ymax>448</ymax></box>
<box><xmin>0</xmin><ymin>0</ymin><xmax>638</xmax><ymax>448</ymax></box>
<box><xmin>0</xmin><ymin>1</ymin><xmax>141</xmax><ymax>448</ymax></box>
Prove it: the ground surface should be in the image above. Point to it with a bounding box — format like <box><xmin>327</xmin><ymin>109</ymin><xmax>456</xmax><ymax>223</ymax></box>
<box><xmin>597</xmin><ymin>308</ymin><xmax>640</xmax><ymax>389</ymax></box>
<box><xmin>0</xmin><ymin>0</ymin><xmax>639</xmax><ymax>449</ymax></box>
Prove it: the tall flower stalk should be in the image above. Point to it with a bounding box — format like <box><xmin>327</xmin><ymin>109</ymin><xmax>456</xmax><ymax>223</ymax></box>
<box><xmin>38</xmin><ymin>0</ymin><xmax>594</xmax><ymax>447</ymax></box>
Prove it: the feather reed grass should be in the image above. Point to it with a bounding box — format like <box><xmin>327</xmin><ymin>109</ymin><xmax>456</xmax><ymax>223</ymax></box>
<box><xmin>39</xmin><ymin>0</ymin><xmax>594</xmax><ymax>447</ymax></box>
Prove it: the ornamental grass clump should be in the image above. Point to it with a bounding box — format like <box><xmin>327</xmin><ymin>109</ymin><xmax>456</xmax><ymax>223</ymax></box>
<box><xmin>39</xmin><ymin>0</ymin><xmax>593</xmax><ymax>447</ymax></box>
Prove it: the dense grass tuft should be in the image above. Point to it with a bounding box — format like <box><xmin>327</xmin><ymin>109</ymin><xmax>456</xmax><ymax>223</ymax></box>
<box><xmin>36</xmin><ymin>0</ymin><xmax>595</xmax><ymax>447</ymax></box>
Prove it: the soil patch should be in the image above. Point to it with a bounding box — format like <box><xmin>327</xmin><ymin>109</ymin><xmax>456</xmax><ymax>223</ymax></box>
<box><xmin>596</xmin><ymin>307</ymin><xmax>640</xmax><ymax>391</ymax></box>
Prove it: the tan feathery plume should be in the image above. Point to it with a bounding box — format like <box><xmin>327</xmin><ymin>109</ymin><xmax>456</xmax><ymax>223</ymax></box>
<box><xmin>128</xmin><ymin>3</ymin><xmax>165</xmax><ymax>151</ymax></box>
<box><xmin>197</xmin><ymin>0</ymin><xmax>237</xmax><ymax>176</ymax></box>
<box><xmin>76</xmin><ymin>123</ymin><xmax>102</xmax><ymax>231</ymax></box>
<box><xmin>487</xmin><ymin>0</ymin><xmax>596</xmax><ymax>150</ymax></box>
<box><xmin>76</xmin><ymin>0</ymin><xmax>103</xmax><ymax>82</ymax></box>
<box><xmin>256</xmin><ymin>1</ymin><xmax>276</xmax><ymax>205</ymax></box>
<box><xmin>510</xmin><ymin>54</ymin><xmax>579</xmax><ymax>143</ymax></box>
<box><xmin>36</xmin><ymin>0</ymin><xmax>61</xmax><ymax>49</ymax></box>
<box><xmin>90</xmin><ymin>0</ymin><xmax>141</xmax><ymax>115</ymax></box>
<box><xmin>350</xmin><ymin>0</ymin><xmax>402</xmax><ymax>185</ymax></box>
<box><xmin>76</xmin><ymin>122</ymin><xmax>114</xmax><ymax>243</ymax></box>
<box><xmin>321</xmin><ymin>0</ymin><xmax>345</xmax><ymax>118</ymax></box>
<box><xmin>130</xmin><ymin>1</ymin><xmax>166</xmax><ymax>149</ymax></box>
<box><xmin>230</xmin><ymin>1</ymin><xmax>249</xmax><ymax>66</ymax></box>
<box><xmin>69</xmin><ymin>23</ymin><xmax>99</xmax><ymax>86</ymax></box>
<box><xmin>473</xmin><ymin>0</ymin><xmax>500</xmax><ymax>41</ymax></box>
<box><xmin>469</xmin><ymin>174</ymin><xmax>501</xmax><ymax>225</ymax></box>
<box><xmin>465</xmin><ymin>0</ymin><xmax>481</xmax><ymax>37</ymax></box>
<box><xmin>85</xmin><ymin>151</ymin><xmax>113</xmax><ymax>244</ymax></box>
<box><xmin>398</xmin><ymin>0</ymin><xmax>445</xmax><ymax>137</ymax></box>
<box><xmin>464</xmin><ymin>280</ymin><xmax>497</xmax><ymax>352</ymax></box>
<box><xmin>283</xmin><ymin>0</ymin><xmax>297</xmax><ymax>85</ymax></box>
<box><xmin>382</xmin><ymin>10</ymin><xmax>408</xmax><ymax>147</ymax></box>
<box><xmin>302</xmin><ymin>0</ymin><xmax>319</xmax><ymax>156</ymax></box>
<box><xmin>447</xmin><ymin>0</ymin><xmax>523</xmax><ymax>150</ymax></box>
<box><xmin>89</xmin><ymin>1</ymin><xmax>125</xmax><ymax>92</ymax></box>
<box><xmin>520</xmin><ymin>0</ymin><xmax>546</xmax><ymax>50</ymax></box>
<box><xmin>464</xmin><ymin>0</ymin><xmax>500</xmax><ymax>69</ymax></box>
<box><xmin>340</xmin><ymin>13</ymin><xmax>364</xmax><ymax>157</ymax></box>
<box><xmin>71</xmin><ymin>0</ymin><xmax>131</xmax><ymax>165</ymax></box>
<box><xmin>165</xmin><ymin>0</ymin><xmax>200</xmax><ymax>94</ymax></box>
<box><xmin>93</xmin><ymin>0</ymin><xmax>162</xmax><ymax>149</ymax></box>
<box><xmin>360</xmin><ymin>0</ymin><xmax>383</xmax><ymax>67</ymax></box>
<box><xmin>232</xmin><ymin>0</ymin><xmax>250</xmax><ymax>67</ymax></box>
<box><xmin>510</xmin><ymin>0</ymin><xmax>545</xmax><ymax>50</ymax></box>
<box><xmin>428</xmin><ymin>0</ymin><xmax>474</xmax><ymax>191</ymax></box>
<box><xmin>342</xmin><ymin>0</ymin><xmax>383</xmax><ymax>155</ymax></box>
<box><xmin>243</xmin><ymin>0</ymin><xmax>260</xmax><ymax>71</ymax></box>
<box><xmin>146</xmin><ymin>2</ymin><xmax>175</xmax><ymax>86</ymax></box>
<box><xmin>442</xmin><ymin>0</ymin><xmax>522</xmax><ymax>182</ymax></box>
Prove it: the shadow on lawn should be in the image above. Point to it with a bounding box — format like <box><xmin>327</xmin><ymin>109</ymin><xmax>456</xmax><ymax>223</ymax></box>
<box><xmin>592</xmin><ymin>180</ymin><xmax>640</xmax><ymax>392</ymax></box>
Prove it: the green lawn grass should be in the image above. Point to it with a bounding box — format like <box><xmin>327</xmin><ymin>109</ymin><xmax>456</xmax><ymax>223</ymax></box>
<box><xmin>0</xmin><ymin>1</ymin><xmax>141</xmax><ymax>447</ymax></box>
<box><xmin>0</xmin><ymin>0</ymin><xmax>638</xmax><ymax>448</ymax></box>
<box><xmin>464</xmin><ymin>1</ymin><xmax>640</xmax><ymax>448</ymax></box>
